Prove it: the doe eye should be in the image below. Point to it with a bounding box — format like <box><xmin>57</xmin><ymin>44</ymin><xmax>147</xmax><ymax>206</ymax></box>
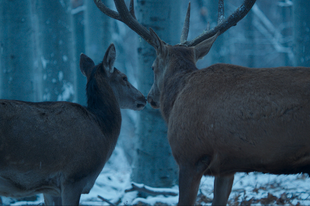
<box><xmin>122</xmin><ymin>76</ymin><xmax>128</xmax><ymax>81</ymax></box>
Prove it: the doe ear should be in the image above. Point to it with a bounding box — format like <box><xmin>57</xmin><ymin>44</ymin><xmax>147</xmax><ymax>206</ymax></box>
<box><xmin>103</xmin><ymin>43</ymin><xmax>116</xmax><ymax>74</ymax></box>
<box><xmin>80</xmin><ymin>53</ymin><xmax>95</xmax><ymax>78</ymax></box>
<box><xmin>149</xmin><ymin>28</ymin><xmax>166</xmax><ymax>54</ymax></box>
<box><xmin>194</xmin><ymin>31</ymin><xmax>220</xmax><ymax>61</ymax></box>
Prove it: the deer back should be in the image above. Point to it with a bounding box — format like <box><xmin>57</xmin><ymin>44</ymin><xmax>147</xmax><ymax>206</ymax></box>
<box><xmin>167</xmin><ymin>64</ymin><xmax>310</xmax><ymax>174</ymax></box>
<box><xmin>0</xmin><ymin>43</ymin><xmax>146</xmax><ymax>205</ymax></box>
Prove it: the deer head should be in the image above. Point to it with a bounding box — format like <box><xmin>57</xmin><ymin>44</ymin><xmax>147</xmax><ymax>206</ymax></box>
<box><xmin>93</xmin><ymin>0</ymin><xmax>256</xmax><ymax>109</ymax></box>
<box><xmin>80</xmin><ymin>43</ymin><xmax>146</xmax><ymax>111</ymax></box>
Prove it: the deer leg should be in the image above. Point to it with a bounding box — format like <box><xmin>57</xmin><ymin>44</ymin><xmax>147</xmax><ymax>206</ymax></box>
<box><xmin>212</xmin><ymin>174</ymin><xmax>234</xmax><ymax>206</ymax></box>
<box><xmin>177</xmin><ymin>165</ymin><xmax>204</xmax><ymax>206</ymax></box>
<box><xmin>43</xmin><ymin>194</ymin><xmax>62</xmax><ymax>206</ymax></box>
<box><xmin>61</xmin><ymin>181</ymin><xmax>83</xmax><ymax>206</ymax></box>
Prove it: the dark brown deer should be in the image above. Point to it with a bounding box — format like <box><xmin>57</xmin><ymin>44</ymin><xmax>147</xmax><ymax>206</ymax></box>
<box><xmin>94</xmin><ymin>0</ymin><xmax>310</xmax><ymax>205</ymax></box>
<box><xmin>0</xmin><ymin>43</ymin><xmax>146</xmax><ymax>205</ymax></box>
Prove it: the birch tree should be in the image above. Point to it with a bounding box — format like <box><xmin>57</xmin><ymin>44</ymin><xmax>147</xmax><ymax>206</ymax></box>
<box><xmin>0</xmin><ymin>1</ymin><xmax>40</xmax><ymax>101</ymax></box>
<box><xmin>34</xmin><ymin>0</ymin><xmax>76</xmax><ymax>102</ymax></box>
<box><xmin>131</xmin><ymin>0</ymin><xmax>180</xmax><ymax>188</ymax></box>
<box><xmin>71</xmin><ymin>0</ymin><xmax>86</xmax><ymax>105</ymax></box>
<box><xmin>293</xmin><ymin>0</ymin><xmax>310</xmax><ymax>67</ymax></box>
<box><xmin>84</xmin><ymin>0</ymin><xmax>113</xmax><ymax>64</ymax></box>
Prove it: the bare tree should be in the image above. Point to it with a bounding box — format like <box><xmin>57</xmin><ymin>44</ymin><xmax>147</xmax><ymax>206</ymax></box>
<box><xmin>34</xmin><ymin>0</ymin><xmax>76</xmax><ymax>102</ymax></box>
<box><xmin>84</xmin><ymin>0</ymin><xmax>114</xmax><ymax>63</ymax></box>
<box><xmin>131</xmin><ymin>0</ymin><xmax>181</xmax><ymax>187</ymax></box>
<box><xmin>293</xmin><ymin>0</ymin><xmax>310</xmax><ymax>67</ymax></box>
<box><xmin>0</xmin><ymin>1</ymin><xmax>40</xmax><ymax>101</ymax></box>
<box><xmin>71</xmin><ymin>0</ymin><xmax>86</xmax><ymax>105</ymax></box>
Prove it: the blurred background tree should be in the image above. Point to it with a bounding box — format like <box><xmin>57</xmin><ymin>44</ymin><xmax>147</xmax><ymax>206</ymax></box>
<box><xmin>1</xmin><ymin>0</ymin><xmax>309</xmax><ymax>203</ymax></box>
<box><xmin>130</xmin><ymin>0</ymin><xmax>180</xmax><ymax>188</ymax></box>
<box><xmin>0</xmin><ymin>0</ymin><xmax>39</xmax><ymax>101</ymax></box>
<box><xmin>293</xmin><ymin>0</ymin><xmax>310</xmax><ymax>67</ymax></box>
<box><xmin>34</xmin><ymin>0</ymin><xmax>76</xmax><ymax>102</ymax></box>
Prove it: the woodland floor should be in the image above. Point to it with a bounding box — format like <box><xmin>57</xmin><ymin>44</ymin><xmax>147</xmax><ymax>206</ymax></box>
<box><xmin>1</xmin><ymin>146</ymin><xmax>310</xmax><ymax>206</ymax></box>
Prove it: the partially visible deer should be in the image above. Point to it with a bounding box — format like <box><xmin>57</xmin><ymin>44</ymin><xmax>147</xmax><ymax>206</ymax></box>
<box><xmin>0</xmin><ymin>43</ymin><xmax>146</xmax><ymax>205</ymax></box>
<box><xmin>95</xmin><ymin>0</ymin><xmax>310</xmax><ymax>205</ymax></box>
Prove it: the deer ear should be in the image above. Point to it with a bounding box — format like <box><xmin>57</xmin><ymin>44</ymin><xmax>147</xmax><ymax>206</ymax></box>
<box><xmin>150</xmin><ymin>28</ymin><xmax>165</xmax><ymax>54</ymax></box>
<box><xmin>103</xmin><ymin>43</ymin><xmax>116</xmax><ymax>74</ymax></box>
<box><xmin>194</xmin><ymin>31</ymin><xmax>220</xmax><ymax>61</ymax></box>
<box><xmin>80</xmin><ymin>53</ymin><xmax>95</xmax><ymax>78</ymax></box>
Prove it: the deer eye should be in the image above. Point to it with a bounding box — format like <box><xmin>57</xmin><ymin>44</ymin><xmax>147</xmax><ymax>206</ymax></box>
<box><xmin>122</xmin><ymin>76</ymin><xmax>128</xmax><ymax>81</ymax></box>
<box><xmin>151</xmin><ymin>66</ymin><xmax>154</xmax><ymax>71</ymax></box>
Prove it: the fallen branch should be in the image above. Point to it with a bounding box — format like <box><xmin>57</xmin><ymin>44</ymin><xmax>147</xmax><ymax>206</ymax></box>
<box><xmin>125</xmin><ymin>182</ymin><xmax>178</xmax><ymax>197</ymax></box>
<box><xmin>97</xmin><ymin>195</ymin><xmax>116</xmax><ymax>206</ymax></box>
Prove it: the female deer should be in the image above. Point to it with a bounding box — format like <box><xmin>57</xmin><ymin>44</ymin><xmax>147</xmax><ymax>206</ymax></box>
<box><xmin>0</xmin><ymin>44</ymin><xmax>146</xmax><ymax>205</ymax></box>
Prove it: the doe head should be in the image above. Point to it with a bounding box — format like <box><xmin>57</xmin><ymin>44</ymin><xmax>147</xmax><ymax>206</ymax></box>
<box><xmin>80</xmin><ymin>43</ymin><xmax>146</xmax><ymax>111</ymax></box>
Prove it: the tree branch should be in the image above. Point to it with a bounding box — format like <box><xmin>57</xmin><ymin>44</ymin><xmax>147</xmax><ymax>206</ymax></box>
<box><xmin>125</xmin><ymin>182</ymin><xmax>178</xmax><ymax>196</ymax></box>
<box><xmin>97</xmin><ymin>195</ymin><xmax>116</xmax><ymax>206</ymax></box>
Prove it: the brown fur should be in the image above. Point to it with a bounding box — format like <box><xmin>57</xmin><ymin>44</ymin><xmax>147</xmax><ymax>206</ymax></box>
<box><xmin>148</xmin><ymin>43</ymin><xmax>310</xmax><ymax>205</ymax></box>
<box><xmin>90</xmin><ymin>0</ymin><xmax>308</xmax><ymax>204</ymax></box>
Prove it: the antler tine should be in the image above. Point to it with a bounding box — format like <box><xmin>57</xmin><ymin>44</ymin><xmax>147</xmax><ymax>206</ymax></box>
<box><xmin>129</xmin><ymin>0</ymin><xmax>136</xmax><ymax>20</ymax></box>
<box><xmin>93</xmin><ymin>0</ymin><xmax>121</xmax><ymax>21</ymax></box>
<box><xmin>185</xmin><ymin>0</ymin><xmax>256</xmax><ymax>47</ymax></box>
<box><xmin>180</xmin><ymin>2</ymin><xmax>191</xmax><ymax>44</ymax></box>
<box><xmin>94</xmin><ymin>0</ymin><xmax>156</xmax><ymax>47</ymax></box>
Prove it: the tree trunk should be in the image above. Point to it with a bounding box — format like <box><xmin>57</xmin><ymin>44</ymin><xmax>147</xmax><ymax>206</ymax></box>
<box><xmin>71</xmin><ymin>0</ymin><xmax>86</xmax><ymax>105</ymax></box>
<box><xmin>293</xmin><ymin>0</ymin><xmax>310</xmax><ymax>67</ymax></box>
<box><xmin>278</xmin><ymin>0</ymin><xmax>293</xmax><ymax>66</ymax></box>
<box><xmin>131</xmin><ymin>0</ymin><xmax>180</xmax><ymax>188</ymax></box>
<box><xmin>0</xmin><ymin>1</ymin><xmax>40</xmax><ymax>101</ymax></box>
<box><xmin>84</xmin><ymin>0</ymin><xmax>113</xmax><ymax>64</ymax></box>
<box><xmin>34</xmin><ymin>0</ymin><xmax>76</xmax><ymax>102</ymax></box>
<box><xmin>243</xmin><ymin>8</ymin><xmax>256</xmax><ymax>67</ymax></box>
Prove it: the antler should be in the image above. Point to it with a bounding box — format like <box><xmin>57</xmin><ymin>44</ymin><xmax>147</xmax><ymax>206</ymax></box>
<box><xmin>93</xmin><ymin>0</ymin><xmax>155</xmax><ymax>47</ymax></box>
<box><xmin>181</xmin><ymin>0</ymin><xmax>256</xmax><ymax>47</ymax></box>
<box><xmin>180</xmin><ymin>2</ymin><xmax>191</xmax><ymax>44</ymax></box>
<box><xmin>94</xmin><ymin>0</ymin><xmax>256</xmax><ymax>49</ymax></box>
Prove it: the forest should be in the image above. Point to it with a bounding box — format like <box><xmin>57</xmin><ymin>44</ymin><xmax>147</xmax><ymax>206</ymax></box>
<box><xmin>1</xmin><ymin>0</ymin><xmax>310</xmax><ymax>205</ymax></box>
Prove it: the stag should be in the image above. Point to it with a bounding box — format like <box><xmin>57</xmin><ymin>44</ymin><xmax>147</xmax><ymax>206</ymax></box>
<box><xmin>0</xmin><ymin>43</ymin><xmax>146</xmax><ymax>205</ymax></box>
<box><xmin>94</xmin><ymin>0</ymin><xmax>310</xmax><ymax>205</ymax></box>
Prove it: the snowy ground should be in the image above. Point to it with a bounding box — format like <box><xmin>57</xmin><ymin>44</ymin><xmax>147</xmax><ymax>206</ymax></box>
<box><xmin>2</xmin><ymin>146</ymin><xmax>310</xmax><ymax>206</ymax></box>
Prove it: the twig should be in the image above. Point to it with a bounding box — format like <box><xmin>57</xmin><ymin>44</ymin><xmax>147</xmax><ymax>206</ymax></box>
<box><xmin>125</xmin><ymin>182</ymin><xmax>178</xmax><ymax>196</ymax></box>
<box><xmin>97</xmin><ymin>195</ymin><xmax>116</xmax><ymax>206</ymax></box>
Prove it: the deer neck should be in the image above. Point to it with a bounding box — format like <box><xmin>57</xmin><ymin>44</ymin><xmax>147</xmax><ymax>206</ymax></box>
<box><xmin>86</xmin><ymin>78</ymin><xmax>122</xmax><ymax>139</ymax></box>
<box><xmin>160</xmin><ymin>59</ymin><xmax>197</xmax><ymax>122</ymax></box>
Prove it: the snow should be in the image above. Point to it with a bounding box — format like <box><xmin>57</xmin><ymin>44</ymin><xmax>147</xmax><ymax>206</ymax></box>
<box><xmin>2</xmin><ymin>145</ymin><xmax>310</xmax><ymax>206</ymax></box>
<box><xmin>58</xmin><ymin>71</ymin><xmax>64</xmax><ymax>81</ymax></box>
<box><xmin>57</xmin><ymin>82</ymin><xmax>74</xmax><ymax>101</ymax></box>
<box><xmin>278</xmin><ymin>0</ymin><xmax>293</xmax><ymax>7</ymax></box>
<box><xmin>71</xmin><ymin>5</ymin><xmax>86</xmax><ymax>15</ymax></box>
<box><xmin>40</xmin><ymin>56</ymin><xmax>48</xmax><ymax>69</ymax></box>
<box><xmin>62</xmin><ymin>55</ymin><xmax>68</xmax><ymax>62</ymax></box>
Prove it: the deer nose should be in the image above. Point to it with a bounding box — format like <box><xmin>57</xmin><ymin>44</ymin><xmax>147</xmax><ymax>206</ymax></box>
<box><xmin>147</xmin><ymin>96</ymin><xmax>159</xmax><ymax>108</ymax></box>
<box><xmin>135</xmin><ymin>96</ymin><xmax>146</xmax><ymax>110</ymax></box>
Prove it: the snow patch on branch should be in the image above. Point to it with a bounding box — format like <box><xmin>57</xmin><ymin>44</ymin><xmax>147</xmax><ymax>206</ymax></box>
<box><xmin>125</xmin><ymin>182</ymin><xmax>178</xmax><ymax>196</ymax></box>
